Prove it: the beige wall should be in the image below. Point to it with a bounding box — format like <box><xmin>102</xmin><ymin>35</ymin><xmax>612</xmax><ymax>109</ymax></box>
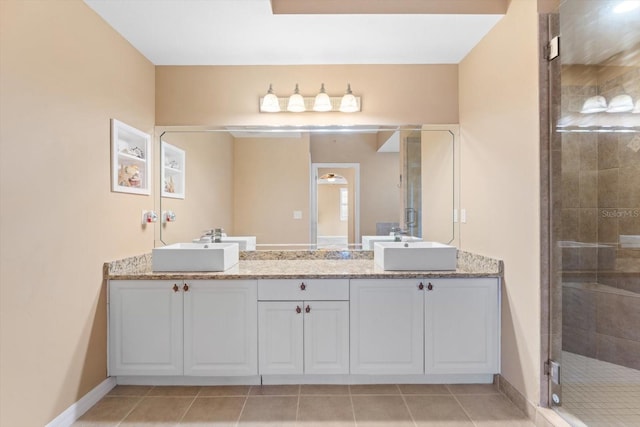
<box><xmin>459</xmin><ymin>0</ymin><xmax>541</xmax><ymax>406</ymax></box>
<box><xmin>311</xmin><ymin>133</ymin><xmax>401</xmax><ymax>237</ymax></box>
<box><xmin>156</xmin><ymin>65</ymin><xmax>458</xmax><ymax>126</ymax></box>
<box><xmin>421</xmin><ymin>129</ymin><xmax>455</xmax><ymax>243</ymax></box>
<box><xmin>233</xmin><ymin>135</ymin><xmax>311</xmax><ymax>244</ymax></box>
<box><xmin>160</xmin><ymin>132</ymin><xmax>234</xmax><ymax>244</ymax></box>
<box><xmin>0</xmin><ymin>1</ymin><xmax>155</xmax><ymax>426</ymax></box>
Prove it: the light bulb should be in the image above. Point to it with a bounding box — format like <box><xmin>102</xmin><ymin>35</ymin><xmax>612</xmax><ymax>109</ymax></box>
<box><xmin>313</xmin><ymin>83</ymin><xmax>332</xmax><ymax>112</ymax></box>
<box><xmin>287</xmin><ymin>83</ymin><xmax>305</xmax><ymax>112</ymax></box>
<box><xmin>339</xmin><ymin>83</ymin><xmax>359</xmax><ymax>113</ymax></box>
<box><xmin>260</xmin><ymin>84</ymin><xmax>280</xmax><ymax>112</ymax></box>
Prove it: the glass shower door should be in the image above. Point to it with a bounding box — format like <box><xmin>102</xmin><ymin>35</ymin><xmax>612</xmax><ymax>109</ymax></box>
<box><xmin>550</xmin><ymin>1</ymin><xmax>640</xmax><ymax>425</ymax></box>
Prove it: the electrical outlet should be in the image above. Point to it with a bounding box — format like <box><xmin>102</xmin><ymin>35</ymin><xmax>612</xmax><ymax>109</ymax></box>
<box><xmin>460</xmin><ymin>209</ymin><xmax>467</xmax><ymax>223</ymax></box>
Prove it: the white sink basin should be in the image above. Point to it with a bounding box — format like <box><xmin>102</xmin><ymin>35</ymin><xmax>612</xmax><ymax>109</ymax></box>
<box><xmin>361</xmin><ymin>235</ymin><xmax>422</xmax><ymax>250</ymax></box>
<box><xmin>152</xmin><ymin>242</ymin><xmax>239</xmax><ymax>272</ymax></box>
<box><xmin>374</xmin><ymin>241</ymin><xmax>457</xmax><ymax>271</ymax></box>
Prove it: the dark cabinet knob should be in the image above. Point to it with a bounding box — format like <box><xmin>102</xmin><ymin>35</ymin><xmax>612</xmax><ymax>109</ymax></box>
<box><xmin>296</xmin><ymin>306</ymin><xmax>302</xmax><ymax>314</ymax></box>
<box><xmin>427</xmin><ymin>283</ymin><xmax>433</xmax><ymax>291</ymax></box>
<box><xmin>300</xmin><ymin>283</ymin><xmax>306</xmax><ymax>290</ymax></box>
<box><xmin>418</xmin><ymin>282</ymin><xmax>424</xmax><ymax>290</ymax></box>
<box><xmin>172</xmin><ymin>284</ymin><xmax>179</xmax><ymax>292</ymax></box>
<box><xmin>305</xmin><ymin>305</ymin><xmax>311</xmax><ymax>313</ymax></box>
<box><xmin>183</xmin><ymin>283</ymin><xmax>189</xmax><ymax>292</ymax></box>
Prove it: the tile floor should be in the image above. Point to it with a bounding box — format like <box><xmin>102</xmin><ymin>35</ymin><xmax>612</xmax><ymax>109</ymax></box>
<box><xmin>73</xmin><ymin>383</ymin><xmax>536</xmax><ymax>427</ymax></box>
<box><xmin>558</xmin><ymin>351</ymin><xmax>640</xmax><ymax>427</ymax></box>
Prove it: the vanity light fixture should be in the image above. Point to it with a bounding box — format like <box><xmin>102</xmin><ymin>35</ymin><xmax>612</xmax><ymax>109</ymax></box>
<box><xmin>339</xmin><ymin>83</ymin><xmax>359</xmax><ymax>113</ymax></box>
<box><xmin>313</xmin><ymin>83</ymin><xmax>332</xmax><ymax>112</ymax></box>
<box><xmin>259</xmin><ymin>83</ymin><xmax>361</xmax><ymax>113</ymax></box>
<box><xmin>287</xmin><ymin>84</ymin><xmax>306</xmax><ymax>112</ymax></box>
<box><xmin>260</xmin><ymin>84</ymin><xmax>281</xmax><ymax>112</ymax></box>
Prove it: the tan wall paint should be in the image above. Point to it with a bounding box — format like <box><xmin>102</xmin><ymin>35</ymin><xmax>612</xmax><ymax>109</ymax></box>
<box><xmin>160</xmin><ymin>132</ymin><xmax>234</xmax><ymax>243</ymax></box>
<box><xmin>233</xmin><ymin>136</ymin><xmax>311</xmax><ymax>244</ymax></box>
<box><xmin>311</xmin><ymin>133</ymin><xmax>401</xmax><ymax>237</ymax></box>
<box><xmin>421</xmin><ymin>130</ymin><xmax>455</xmax><ymax>243</ymax></box>
<box><xmin>459</xmin><ymin>0</ymin><xmax>541</xmax><ymax>405</ymax></box>
<box><xmin>0</xmin><ymin>1</ymin><xmax>155</xmax><ymax>425</ymax></box>
<box><xmin>538</xmin><ymin>0</ymin><xmax>560</xmax><ymax>13</ymax></box>
<box><xmin>155</xmin><ymin>65</ymin><xmax>458</xmax><ymax>126</ymax></box>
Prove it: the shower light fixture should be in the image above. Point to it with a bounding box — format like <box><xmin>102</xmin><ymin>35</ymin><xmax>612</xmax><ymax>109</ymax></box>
<box><xmin>259</xmin><ymin>83</ymin><xmax>361</xmax><ymax>113</ymax></box>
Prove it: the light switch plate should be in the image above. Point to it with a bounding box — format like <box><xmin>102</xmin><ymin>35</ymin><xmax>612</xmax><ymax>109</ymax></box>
<box><xmin>293</xmin><ymin>210</ymin><xmax>302</xmax><ymax>220</ymax></box>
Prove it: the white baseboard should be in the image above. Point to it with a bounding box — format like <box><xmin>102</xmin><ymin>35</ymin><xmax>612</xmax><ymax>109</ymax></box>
<box><xmin>45</xmin><ymin>377</ymin><xmax>116</xmax><ymax>427</ymax></box>
<box><xmin>115</xmin><ymin>375</ymin><xmax>261</xmax><ymax>386</ymax></box>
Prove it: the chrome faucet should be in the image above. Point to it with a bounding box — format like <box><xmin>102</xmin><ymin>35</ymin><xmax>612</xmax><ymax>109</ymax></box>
<box><xmin>201</xmin><ymin>228</ymin><xmax>223</xmax><ymax>243</ymax></box>
<box><xmin>391</xmin><ymin>227</ymin><xmax>408</xmax><ymax>242</ymax></box>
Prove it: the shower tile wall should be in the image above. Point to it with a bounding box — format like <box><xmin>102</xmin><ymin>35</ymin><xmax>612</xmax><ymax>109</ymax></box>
<box><xmin>561</xmin><ymin>67</ymin><xmax>640</xmax><ymax>370</ymax></box>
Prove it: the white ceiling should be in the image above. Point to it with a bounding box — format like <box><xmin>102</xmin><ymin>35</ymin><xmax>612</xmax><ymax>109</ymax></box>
<box><xmin>83</xmin><ymin>0</ymin><xmax>504</xmax><ymax>65</ymax></box>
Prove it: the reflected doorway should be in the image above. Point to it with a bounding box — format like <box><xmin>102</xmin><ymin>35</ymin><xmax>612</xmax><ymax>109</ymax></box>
<box><xmin>310</xmin><ymin>163</ymin><xmax>360</xmax><ymax>249</ymax></box>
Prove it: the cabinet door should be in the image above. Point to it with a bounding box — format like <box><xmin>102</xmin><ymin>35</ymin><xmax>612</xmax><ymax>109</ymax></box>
<box><xmin>350</xmin><ymin>279</ymin><xmax>424</xmax><ymax>374</ymax></box>
<box><xmin>424</xmin><ymin>278</ymin><xmax>500</xmax><ymax>374</ymax></box>
<box><xmin>183</xmin><ymin>280</ymin><xmax>257</xmax><ymax>376</ymax></box>
<box><xmin>109</xmin><ymin>280</ymin><xmax>183</xmax><ymax>376</ymax></box>
<box><xmin>258</xmin><ymin>301</ymin><xmax>304</xmax><ymax>375</ymax></box>
<box><xmin>304</xmin><ymin>301</ymin><xmax>349</xmax><ymax>374</ymax></box>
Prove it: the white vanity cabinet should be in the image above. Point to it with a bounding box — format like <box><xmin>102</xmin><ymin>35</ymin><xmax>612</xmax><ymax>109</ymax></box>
<box><xmin>350</xmin><ymin>277</ymin><xmax>500</xmax><ymax>377</ymax></box>
<box><xmin>109</xmin><ymin>280</ymin><xmax>183</xmax><ymax>376</ymax></box>
<box><xmin>424</xmin><ymin>278</ymin><xmax>499</xmax><ymax>375</ymax></box>
<box><xmin>350</xmin><ymin>279</ymin><xmax>424</xmax><ymax>374</ymax></box>
<box><xmin>183</xmin><ymin>280</ymin><xmax>257</xmax><ymax>376</ymax></box>
<box><xmin>108</xmin><ymin>279</ymin><xmax>257</xmax><ymax>377</ymax></box>
<box><xmin>257</xmin><ymin>279</ymin><xmax>349</xmax><ymax>375</ymax></box>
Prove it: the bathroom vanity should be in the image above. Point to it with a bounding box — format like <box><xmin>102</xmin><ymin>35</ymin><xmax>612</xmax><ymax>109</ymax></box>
<box><xmin>105</xmin><ymin>250</ymin><xmax>502</xmax><ymax>385</ymax></box>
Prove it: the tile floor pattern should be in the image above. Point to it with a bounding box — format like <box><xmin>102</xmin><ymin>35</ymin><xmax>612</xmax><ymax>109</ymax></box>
<box><xmin>73</xmin><ymin>383</ymin><xmax>535</xmax><ymax>427</ymax></box>
<box><xmin>559</xmin><ymin>351</ymin><xmax>640</xmax><ymax>427</ymax></box>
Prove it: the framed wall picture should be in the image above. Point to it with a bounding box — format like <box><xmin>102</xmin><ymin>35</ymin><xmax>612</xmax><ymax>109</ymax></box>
<box><xmin>111</xmin><ymin>119</ymin><xmax>151</xmax><ymax>195</ymax></box>
<box><xmin>161</xmin><ymin>142</ymin><xmax>185</xmax><ymax>199</ymax></box>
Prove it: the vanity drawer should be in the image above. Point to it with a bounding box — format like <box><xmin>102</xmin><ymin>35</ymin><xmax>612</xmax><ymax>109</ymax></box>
<box><xmin>258</xmin><ymin>279</ymin><xmax>349</xmax><ymax>301</ymax></box>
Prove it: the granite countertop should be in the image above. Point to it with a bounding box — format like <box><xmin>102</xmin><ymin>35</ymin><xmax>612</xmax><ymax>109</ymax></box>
<box><xmin>105</xmin><ymin>250</ymin><xmax>503</xmax><ymax>280</ymax></box>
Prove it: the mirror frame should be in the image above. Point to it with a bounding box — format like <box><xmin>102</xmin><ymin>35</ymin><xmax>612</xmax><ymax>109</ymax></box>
<box><xmin>153</xmin><ymin>124</ymin><xmax>460</xmax><ymax>250</ymax></box>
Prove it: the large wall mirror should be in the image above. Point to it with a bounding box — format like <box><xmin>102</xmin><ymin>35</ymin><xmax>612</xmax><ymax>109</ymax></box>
<box><xmin>158</xmin><ymin>125</ymin><xmax>458</xmax><ymax>250</ymax></box>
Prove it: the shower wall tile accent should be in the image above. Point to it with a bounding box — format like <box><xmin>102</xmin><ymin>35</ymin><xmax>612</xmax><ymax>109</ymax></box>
<box><xmin>598</xmin><ymin>133</ymin><xmax>619</xmax><ymax>169</ymax></box>
<box><xmin>597</xmin><ymin>168</ymin><xmax>618</xmax><ymax>208</ymax></box>
<box><xmin>562</xmin><ymin>325</ymin><xmax>597</xmax><ymax>358</ymax></box>
<box><xmin>561</xmin><ymin>67</ymin><xmax>640</xmax><ymax>371</ymax></box>
<box><xmin>597</xmin><ymin>291</ymin><xmax>640</xmax><ymax>342</ymax></box>
<box><xmin>560</xmin><ymin>67</ymin><xmax>640</xmax><ymax>286</ymax></box>
<box><xmin>562</xmin><ymin>283</ymin><xmax>640</xmax><ymax>369</ymax></box>
<box><xmin>595</xmin><ymin>334</ymin><xmax>640</xmax><ymax>371</ymax></box>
